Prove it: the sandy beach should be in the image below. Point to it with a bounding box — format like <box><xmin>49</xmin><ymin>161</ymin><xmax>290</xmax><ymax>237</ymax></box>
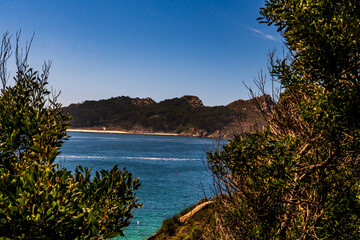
<box><xmin>67</xmin><ymin>128</ymin><xmax>180</xmax><ymax>136</ymax></box>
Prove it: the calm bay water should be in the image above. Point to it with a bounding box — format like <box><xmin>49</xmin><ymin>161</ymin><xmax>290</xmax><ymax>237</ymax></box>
<box><xmin>57</xmin><ymin>132</ymin><xmax>227</xmax><ymax>240</ymax></box>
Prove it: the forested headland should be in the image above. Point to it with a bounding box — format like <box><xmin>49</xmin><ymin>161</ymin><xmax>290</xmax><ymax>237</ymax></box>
<box><xmin>63</xmin><ymin>94</ymin><xmax>273</xmax><ymax>138</ymax></box>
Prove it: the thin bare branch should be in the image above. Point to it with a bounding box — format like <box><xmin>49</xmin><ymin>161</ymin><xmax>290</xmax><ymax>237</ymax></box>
<box><xmin>15</xmin><ymin>30</ymin><xmax>35</xmax><ymax>72</ymax></box>
<box><xmin>0</xmin><ymin>32</ymin><xmax>12</xmax><ymax>89</ymax></box>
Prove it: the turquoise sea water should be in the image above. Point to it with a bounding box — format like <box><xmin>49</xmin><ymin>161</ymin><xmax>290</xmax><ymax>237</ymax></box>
<box><xmin>58</xmin><ymin>132</ymin><xmax>227</xmax><ymax>240</ymax></box>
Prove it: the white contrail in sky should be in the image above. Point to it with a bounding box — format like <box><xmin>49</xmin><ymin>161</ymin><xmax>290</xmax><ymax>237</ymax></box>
<box><xmin>247</xmin><ymin>27</ymin><xmax>277</xmax><ymax>41</ymax></box>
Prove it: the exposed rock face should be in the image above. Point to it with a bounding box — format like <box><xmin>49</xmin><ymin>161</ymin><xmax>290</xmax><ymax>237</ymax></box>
<box><xmin>180</xmin><ymin>95</ymin><xmax>204</xmax><ymax>108</ymax></box>
<box><xmin>131</xmin><ymin>97</ymin><xmax>156</xmax><ymax>106</ymax></box>
<box><xmin>68</xmin><ymin>103</ymin><xmax>80</xmax><ymax>108</ymax></box>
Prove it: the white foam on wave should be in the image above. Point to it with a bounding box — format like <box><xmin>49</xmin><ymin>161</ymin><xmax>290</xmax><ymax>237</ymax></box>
<box><xmin>58</xmin><ymin>155</ymin><xmax>107</xmax><ymax>159</ymax></box>
<box><xmin>58</xmin><ymin>155</ymin><xmax>201</xmax><ymax>161</ymax></box>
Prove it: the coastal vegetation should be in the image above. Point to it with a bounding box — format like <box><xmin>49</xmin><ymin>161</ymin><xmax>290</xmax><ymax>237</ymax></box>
<box><xmin>62</xmin><ymin>94</ymin><xmax>270</xmax><ymax>138</ymax></box>
<box><xmin>0</xmin><ymin>33</ymin><xmax>141</xmax><ymax>239</ymax></box>
<box><xmin>148</xmin><ymin>199</ymin><xmax>216</xmax><ymax>240</ymax></box>
<box><xmin>206</xmin><ymin>0</ymin><xmax>360</xmax><ymax>239</ymax></box>
<box><xmin>1</xmin><ymin>0</ymin><xmax>358</xmax><ymax>239</ymax></box>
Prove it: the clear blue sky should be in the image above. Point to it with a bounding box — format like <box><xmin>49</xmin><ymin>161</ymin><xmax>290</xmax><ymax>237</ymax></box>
<box><xmin>0</xmin><ymin>0</ymin><xmax>283</xmax><ymax>106</ymax></box>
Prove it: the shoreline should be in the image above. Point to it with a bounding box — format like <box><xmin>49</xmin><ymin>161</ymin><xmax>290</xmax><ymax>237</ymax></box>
<box><xmin>67</xmin><ymin>128</ymin><xmax>180</xmax><ymax>136</ymax></box>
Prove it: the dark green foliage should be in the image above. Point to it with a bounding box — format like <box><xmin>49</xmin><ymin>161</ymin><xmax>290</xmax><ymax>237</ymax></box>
<box><xmin>208</xmin><ymin>0</ymin><xmax>360</xmax><ymax>239</ymax></box>
<box><xmin>0</xmin><ymin>66</ymin><xmax>141</xmax><ymax>239</ymax></box>
<box><xmin>159</xmin><ymin>215</ymin><xmax>179</xmax><ymax>236</ymax></box>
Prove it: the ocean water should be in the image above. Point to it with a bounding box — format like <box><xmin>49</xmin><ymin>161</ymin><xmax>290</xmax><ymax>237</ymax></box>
<box><xmin>57</xmin><ymin>132</ymin><xmax>227</xmax><ymax>240</ymax></box>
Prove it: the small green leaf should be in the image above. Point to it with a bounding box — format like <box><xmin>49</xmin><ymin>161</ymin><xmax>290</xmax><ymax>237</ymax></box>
<box><xmin>30</xmin><ymin>145</ymin><xmax>41</xmax><ymax>152</ymax></box>
<box><xmin>16</xmin><ymin>198</ymin><xmax>25</xmax><ymax>205</ymax></box>
<box><xmin>91</xmin><ymin>224</ymin><xmax>98</xmax><ymax>235</ymax></box>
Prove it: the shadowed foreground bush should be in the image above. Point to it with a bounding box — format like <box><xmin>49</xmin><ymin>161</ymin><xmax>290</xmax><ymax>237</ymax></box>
<box><xmin>207</xmin><ymin>0</ymin><xmax>360</xmax><ymax>239</ymax></box>
<box><xmin>0</xmin><ymin>36</ymin><xmax>141</xmax><ymax>239</ymax></box>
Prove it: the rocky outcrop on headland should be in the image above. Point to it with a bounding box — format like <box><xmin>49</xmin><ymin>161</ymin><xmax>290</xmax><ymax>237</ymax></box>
<box><xmin>180</xmin><ymin>95</ymin><xmax>204</xmax><ymax>108</ymax></box>
<box><xmin>131</xmin><ymin>97</ymin><xmax>156</xmax><ymax>106</ymax></box>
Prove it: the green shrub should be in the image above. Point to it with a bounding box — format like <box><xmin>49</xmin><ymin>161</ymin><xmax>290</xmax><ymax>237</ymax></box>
<box><xmin>208</xmin><ymin>0</ymin><xmax>360</xmax><ymax>239</ymax></box>
<box><xmin>159</xmin><ymin>215</ymin><xmax>179</xmax><ymax>236</ymax></box>
<box><xmin>0</xmin><ymin>38</ymin><xmax>141</xmax><ymax>239</ymax></box>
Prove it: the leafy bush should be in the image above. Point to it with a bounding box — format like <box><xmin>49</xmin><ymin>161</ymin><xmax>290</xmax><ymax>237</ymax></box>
<box><xmin>0</xmin><ymin>36</ymin><xmax>141</xmax><ymax>239</ymax></box>
<box><xmin>208</xmin><ymin>0</ymin><xmax>360</xmax><ymax>239</ymax></box>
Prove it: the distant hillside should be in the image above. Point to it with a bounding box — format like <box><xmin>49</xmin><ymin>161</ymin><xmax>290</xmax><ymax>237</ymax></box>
<box><xmin>226</xmin><ymin>94</ymin><xmax>274</xmax><ymax>132</ymax></box>
<box><xmin>62</xmin><ymin>95</ymin><xmax>272</xmax><ymax>138</ymax></box>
